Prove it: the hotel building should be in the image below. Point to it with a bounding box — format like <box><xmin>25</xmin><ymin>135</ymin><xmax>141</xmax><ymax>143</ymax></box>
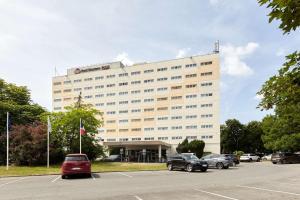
<box><xmin>52</xmin><ymin>53</ymin><xmax>220</xmax><ymax>161</ymax></box>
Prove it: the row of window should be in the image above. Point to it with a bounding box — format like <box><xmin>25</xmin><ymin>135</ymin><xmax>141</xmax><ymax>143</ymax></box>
<box><xmin>53</xmin><ymin>103</ymin><xmax>213</xmax><ymax>111</ymax></box>
<box><xmin>54</xmin><ymin>81</ymin><xmax>213</xmax><ymax>94</ymax></box>
<box><xmin>106</xmin><ymin>134</ymin><xmax>214</xmax><ymax>142</ymax></box>
<box><xmin>53</xmin><ymin>71</ymin><xmax>213</xmax><ymax>86</ymax></box>
<box><xmin>104</xmin><ymin>125</ymin><xmax>213</xmax><ymax>133</ymax></box>
<box><xmin>106</xmin><ymin>114</ymin><xmax>213</xmax><ymax>124</ymax></box>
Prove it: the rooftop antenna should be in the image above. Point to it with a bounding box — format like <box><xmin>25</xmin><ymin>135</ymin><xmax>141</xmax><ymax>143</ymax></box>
<box><xmin>213</xmin><ymin>40</ymin><xmax>220</xmax><ymax>54</ymax></box>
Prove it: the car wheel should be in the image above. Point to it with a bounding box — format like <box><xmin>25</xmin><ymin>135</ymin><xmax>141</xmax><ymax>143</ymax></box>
<box><xmin>249</xmin><ymin>158</ymin><xmax>252</xmax><ymax>162</ymax></box>
<box><xmin>167</xmin><ymin>164</ymin><xmax>173</xmax><ymax>171</ymax></box>
<box><xmin>256</xmin><ymin>158</ymin><xmax>261</xmax><ymax>162</ymax></box>
<box><xmin>223</xmin><ymin>166</ymin><xmax>229</xmax><ymax>169</ymax></box>
<box><xmin>62</xmin><ymin>175</ymin><xmax>66</xmax><ymax>179</ymax></box>
<box><xmin>186</xmin><ymin>164</ymin><xmax>193</xmax><ymax>172</ymax></box>
<box><xmin>272</xmin><ymin>162</ymin><xmax>277</xmax><ymax>164</ymax></box>
<box><xmin>216</xmin><ymin>162</ymin><xmax>224</xmax><ymax>169</ymax></box>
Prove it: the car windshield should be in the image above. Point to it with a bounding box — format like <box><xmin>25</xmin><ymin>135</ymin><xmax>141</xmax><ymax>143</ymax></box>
<box><xmin>65</xmin><ymin>155</ymin><xmax>88</xmax><ymax>161</ymax></box>
<box><xmin>182</xmin><ymin>154</ymin><xmax>199</xmax><ymax>160</ymax></box>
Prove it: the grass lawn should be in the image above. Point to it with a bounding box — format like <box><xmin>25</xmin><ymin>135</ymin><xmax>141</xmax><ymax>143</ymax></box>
<box><xmin>0</xmin><ymin>162</ymin><xmax>166</xmax><ymax>177</ymax></box>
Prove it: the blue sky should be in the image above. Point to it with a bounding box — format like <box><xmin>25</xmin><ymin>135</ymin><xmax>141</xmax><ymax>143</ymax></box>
<box><xmin>0</xmin><ymin>0</ymin><xmax>299</xmax><ymax>124</ymax></box>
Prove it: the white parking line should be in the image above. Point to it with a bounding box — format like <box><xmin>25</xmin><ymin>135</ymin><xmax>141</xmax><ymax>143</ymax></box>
<box><xmin>0</xmin><ymin>177</ymin><xmax>28</xmax><ymax>188</ymax></box>
<box><xmin>134</xmin><ymin>195</ymin><xmax>143</xmax><ymax>200</ymax></box>
<box><xmin>117</xmin><ymin>172</ymin><xmax>133</xmax><ymax>178</ymax></box>
<box><xmin>194</xmin><ymin>189</ymin><xmax>239</xmax><ymax>200</ymax></box>
<box><xmin>237</xmin><ymin>185</ymin><xmax>300</xmax><ymax>196</ymax></box>
<box><xmin>51</xmin><ymin>175</ymin><xmax>61</xmax><ymax>183</ymax></box>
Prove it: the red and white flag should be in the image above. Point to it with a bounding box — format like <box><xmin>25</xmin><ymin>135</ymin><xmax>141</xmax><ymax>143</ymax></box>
<box><xmin>80</xmin><ymin>122</ymin><xmax>86</xmax><ymax>135</ymax></box>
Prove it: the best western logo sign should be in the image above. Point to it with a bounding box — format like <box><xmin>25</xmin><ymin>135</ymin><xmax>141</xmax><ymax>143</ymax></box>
<box><xmin>74</xmin><ymin>65</ymin><xmax>110</xmax><ymax>74</ymax></box>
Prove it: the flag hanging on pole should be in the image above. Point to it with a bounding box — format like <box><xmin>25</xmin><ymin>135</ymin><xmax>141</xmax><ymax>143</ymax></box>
<box><xmin>80</xmin><ymin>121</ymin><xmax>86</xmax><ymax>135</ymax></box>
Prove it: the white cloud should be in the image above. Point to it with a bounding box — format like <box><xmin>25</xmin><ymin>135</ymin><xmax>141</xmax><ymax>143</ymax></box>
<box><xmin>176</xmin><ymin>48</ymin><xmax>191</xmax><ymax>58</ymax></box>
<box><xmin>114</xmin><ymin>52</ymin><xmax>134</xmax><ymax>66</ymax></box>
<box><xmin>209</xmin><ymin>0</ymin><xmax>223</xmax><ymax>6</ymax></box>
<box><xmin>221</xmin><ymin>42</ymin><xmax>259</xmax><ymax>77</ymax></box>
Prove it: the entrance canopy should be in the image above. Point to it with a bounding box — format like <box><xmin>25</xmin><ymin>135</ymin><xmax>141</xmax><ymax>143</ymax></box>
<box><xmin>103</xmin><ymin>140</ymin><xmax>171</xmax><ymax>148</ymax></box>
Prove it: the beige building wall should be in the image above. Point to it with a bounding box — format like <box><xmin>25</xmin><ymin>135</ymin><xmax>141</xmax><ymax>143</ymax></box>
<box><xmin>52</xmin><ymin>53</ymin><xmax>220</xmax><ymax>154</ymax></box>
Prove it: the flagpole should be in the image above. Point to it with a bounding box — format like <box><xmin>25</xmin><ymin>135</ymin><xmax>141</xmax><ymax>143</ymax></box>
<box><xmin>47</xmin><ymin>116</ymin><xmax>50</xmax><ymax>168</ymax></box>
<box><xmin>6</xmin><ymin>112</ymin><xmax>9</xmax><ymax>170</ymax></box>
<box><xmin>80</xmin><ymin>118</ymin><xmax>82</xmax><ymax>154</ymax></box>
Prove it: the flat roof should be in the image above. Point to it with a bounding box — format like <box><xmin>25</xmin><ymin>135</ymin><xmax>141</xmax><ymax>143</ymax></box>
<box><xmin>103</xmin><ymin>141</ymin><xmax>171</xmax><ymax>148</ymax></box>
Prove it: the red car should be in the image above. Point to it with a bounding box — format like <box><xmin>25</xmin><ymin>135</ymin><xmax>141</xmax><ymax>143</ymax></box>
<box><xmin>61</xmin><ymin>154</ymin><xmax>91</xmax><ymax>179</ymax></box>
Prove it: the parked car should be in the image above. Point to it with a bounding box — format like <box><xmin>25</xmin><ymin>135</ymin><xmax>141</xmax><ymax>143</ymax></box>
<box><xmin>61</xmin><ymin>154</ymin><xmax>91</xmax><ymax>179</ymax></box>
<box><xmin>201</xmin><ymin>154</ymin><xmax>232</xmax><ymax>169</ymax></box>
<box><xmin>262</xmin><ymin>154</ymin><xmax>272</xmax><ymax>161</ymax></box>
<box><xmin>240</xmin><ymin>153</ymin><xmax>260</xmax><ymax>162</ymax></box>
<box><xmin>167</xmin><ymin>153</ymin><xmax>208</xmax><ymax>172</ymax></box>
<box><xmin>271</xmin><ymin>153</ymin><xmax>300</xmax><ymax>164</ymax></box>
<box><xmin>222</xmin><ymin>154</ymin><xmax>239</xmax><ymax>165</ymax></box>
<box><xmin>102</xmin><ymin>154</ymin><xmax>121</xmax><ymax>162</ymax></box>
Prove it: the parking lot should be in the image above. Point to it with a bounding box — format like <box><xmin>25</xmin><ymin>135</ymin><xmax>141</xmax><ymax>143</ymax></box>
<box><xmin>0</xmin><ymin>162</ymin><xmax>299</xmax><ymax>200</ymax></box>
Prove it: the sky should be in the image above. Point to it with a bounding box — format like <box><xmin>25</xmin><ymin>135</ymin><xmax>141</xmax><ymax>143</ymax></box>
<box><xmin>0</xmin><ymin>0</ymin><xmax>299</xmax><ymax>124</ymax></box>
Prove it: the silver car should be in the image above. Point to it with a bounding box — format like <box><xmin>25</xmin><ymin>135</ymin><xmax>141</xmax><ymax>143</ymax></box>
<box><xmin>201</xmin><ymin>154</ymin><xmax>232</xmax><ymax>169</ymax></box>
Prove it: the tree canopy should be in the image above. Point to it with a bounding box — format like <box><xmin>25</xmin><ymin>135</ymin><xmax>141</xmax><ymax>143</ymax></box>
<box><xmin>258</xmin><ymin>0</ymin><xmax>300</xmax><ymax>34</ymax></box>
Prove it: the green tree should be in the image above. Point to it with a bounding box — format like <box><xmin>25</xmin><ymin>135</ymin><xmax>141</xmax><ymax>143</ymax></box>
<box><xmin>258</xmin><ymin>0</ymin><xmax>300</xmax><ymax>34</ymax></box>
<box><xmin>0</xmin><ymin>79</ymin><xmax>46</xmax><ymax>165</ymax></box>
<box><xmin>176</xmin><ymin>138</ymin><xmax>189</xmax><ymax>153</ymax></box>
<box><xmin>258</xmin><ymin>53</ymin><xmax>300</xmax><ymax>152</ymax></box>
<box><xmin>176</xmin><ymin>139</ymin><xmax>205</xmax><ymax>158</ymax></box>
<box><xmin>47</xmin><ymin>104</ymin><xmax>104</xmax><ymax>160</ymax></box>
<box><xmin>221</xmin><ymin>119</ymin><xmax>245</xmax><ymax>153</ymax></box>
<box><xmin>244</xmin><ymin>121</ymin><xmax>266</xmax><ymax>153</ymax></box>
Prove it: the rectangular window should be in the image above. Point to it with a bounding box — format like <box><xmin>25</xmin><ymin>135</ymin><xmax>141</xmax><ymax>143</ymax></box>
<box><xmin>131</xmin><ymin>71</ymin><xmax>141</xmax><ymax>75</ymax></box>
<box><xmin>201</xmin><ymin>82</ymin><xmax>213</xmax><ymax>87</ymax></box>
<box><xmin>131</xmin><ymin>99</ymin><xmax>141</xmax><ymax>103</ymax></box>
<box><xmin>74</xmin><ymin>79</ymin><xmax>81</xmax><ymax>83</ymax></box>
<box><xmin>171</xmin><ymin>96</ymin><xmax>182</xmax><ymax>100</ymax></box>
<box><xmin>186</xmin><ymin>125</ymin><xmax>197</xmax><ymax>129</ymax></box>
<box><xmin>186</xmin><ymin>84</ymin><xmax>197</xmax><ymax>88</ymax></box>
<box><xmin>107</xmin><ymin>138</ymin><xmax>116</xmax><ymax>142</ymax></box>
<box><xmin>64</xmin><ymin>97</ymin><xmax>71</xmax><ymax>101</ymax></box>
<box><xmin>54</xmin><ymin>90</ymin><xmax>61</xmax><ymax>94</ymax></box>
<box><xmin>106</xmin><ymin>120</ymin><xmax>116</xmax><ymax>124</ymax></box>
<box><xmin>119</xmin><ymin>138</ymin><xmax>128</xmax><ymax>141</ymax></box>
<box><xmin>144</xmin><ymin>88</ymin><xmax>154</xmax><ymax>93</ymax></box>
<box><xmin>186</xmin><ymin>115</ymin><xmax>197</xmax><ymax>119</ymax></box>
<box><xmin>64</xmin><ymin>89</ymin><xmax>72</xmax><ymax>93</ymax></box>
<box><xmin>144</xmin><ymin>108</ymin><xmax>154</xmax><ymax>112</ymax></box>
<box><xmin>84</xmin><ymin>86</ymin><xmax>93</xmax><ymax>90</ymax></box>
<box><xmin>144</xmin><ymin>117</ymin><xmax>154</xmax><ymax>121</ymax></box>
<box><xmin>54</xmin><ymin>107</ymin><xmax>61</xmax><ymax>110</ymax></box>
<box><xmin>95</xmin><ymin>85</ymin><xmax>104</xmax><ymax>89</ymax></box>
<box><xmin>157</xmin><ymin>87</ymin><xmax>168</xmax><ymax>91</ymax></box>
<box><xmin>132</xmin><ymin>138</ymin><xmax>141</xmax><ymax>141</ymax></box>
<box><xmin>132</xmin><ymin>128</ymin><xmax>141</xmax><ymax>132</ymax></box>
<box><xmin>201</xmin><ymin>103</ymin><xmax>213</xmax><ymax>107</ymax></box>
<box><xmin>95</xmin><ymin>103</ymin><xmax>104</xmax><ymax>107</ymax></box>
<box><xmin>119</xmin><ymin>73</ymin><xmax>128</xmax><ymax>77</ymax></box>
<box><xmin>95</xmin><ymin>76</ymin><xmax>104</xmax><ymax>80</ymax></box>
<box><xmin>106</xmin><ymin>74</ymin><xmax>115</xmax><ymax>78</ymax></box>
<box><xmin>131</xmin><ymin>118</ymin><xmax>141</xmax><ymax>122</ymax></box>
<box><xmin>201</xmin><ymin>93</ymin><xmax>213</xmax><ymax>97</ymax></box>
<box><xmin>107</xmin><ymin>93</ymin><xmax>116</xmax><ymax>96</ymax></box>
<box><xmin>119</xmin><ymin>101</ymin><xmax>128</xmax><ymax>105</ymax></box>
<box><xmin>119</xmin><ymin>129</ymin><xmax>128</xmax><ymax>132</ymax></box>
<box><xmin>185</xmin><ymin>63</ymin><xmax>197</xmax><ymax>68</ymax></box>
<box><xmin>172</xmin><ymin>136</ymin><xmax>183</xmax><ymax>140</ymax></box>
<box><xmin>201</xmin><ymin>114</ymin><xmax>213</xmax><ymax>118</ymax></box>
<box><xmin>144</xmin><ymin>98</ymin><xmax>154</xmax><ymax>102</ymax></box>
<box><xmin>53</xmin><ymin>82</ymin><xmax>62</xmax><ymax>85</ymax></box>
<box><xmin>119</xmin><ymin>82</ymin><xmax>128</xmax><ymax>86</ymax></box>
<box><xmin>171</xmin><ymin>106</ymin><xmax>182</xmax><ymax>110</ymax></box>
<box><xmin>185</xmin><ymin>74</ymin><xmax>197</xmax><ymax>78</ymax></box>
<box><xmin>107</xmin><ymin>84</ymin><xmax>115</xmax><ymax>88</ymax></box>
<box><xmin>119</xmin><ymin>91</ymin><xmax>128</xmax><ymax>95</ymax></box>
<box><xmin>106</xmin><ymin>111</ymin><xmax>116</xmax><ymax>115</ymax></box>
<box><xmin>131</xmin><ymin>90</ymin><xmax>141</xmax><ymax>94</ymax></box>
<box><xmin>64</xmin><ymin>80</ymin><xmax>71</xmax><ymax>84</ymax></box>
<box><xmin>84</xmin><ymin>78</ymin><xmax>93</xmax><ymax>81</ymax></box>
<box><xmin>200</xmin><ymin>61</ymin><xmax>213</xmax><ymax>66</ymax></box>
<box><xmin>54</xmin><ymin>98</ymin><xmax>61</xmax><ymax>102</ymax></box>
<box><xmin>119</xmin><ymin>119</ymin><xmax>128</xmax><ymax>123</ymax></box>
<box><xmin>186</xmin><ymin>94</ymin><xmax>197</xmax><ymax>99</ymax></box>
<box><xmin>157</xmin><ymin>107</ymin><xmax>168</xmax><ymax>111</ymax></box>
<box><xmin>201</xmin><ymin>125</ymin><xmax>213</xmax><ymax>128</ymax></box>
<box><xmin>144</xmin><ymin>79</ymin><xmax>154</xmax><ymax>83</ymax></box>
<box><xmin>172</xmin><ymin>126</ymin><xmax>182</xmax><ymax>130</ymax></box>
<box><xmin>171</xmin><ymin>86</ymin><xmax>182</xmax><ymax>90</ymax></box>
<box><xmin>144</xmin><ymin>69</ymin><xmax>154</xmax><ymax>73</ymax></box>
<box><xmin>106</xmin><ymin>102</ymin><xmax>115</xmax><ymax>106</ymax></box>
<box><xmin>131</xmin><ymin>80</ymin><xmax>141</xmax><ymax>85</ymax></box>
<box><xmin>158</xmin><ymin>127</ymin><xmax>168</xmax><ymax>130</ymax></box>
<box><xmin>131</xmin><ymin>109</ymin><xmax>141</xmax><ymax>113</ymax></box>
<box><xmin>171</xmin><ymin>76</ymin><xmax>182</xmax><ymax>80</ymax></box>
<box><xmin>119</xmin><ymin>110</ymin><xmax>128</xmax><ymax>114</ymax></box>
<box><xmin>157</xmin><ymin>77</ymin><xmax>168</xmax><ymax>81</ymax></box>
<box><xmin>157</xmin><ymin>67</ymin><xmax>167</xmax><ymax>72</ymax></box>
<box><xmin>158</xmin><ymin>137</ymin><xmax>168</xmax><ymax>140</ymax></box>
<box><xmin>157</xmin><ymin>116</ymin><xmax>168</xmax><ymax>120</ymax></box>
<box><xmin>144</xmin><ymin>128</ymin><xmax>154</xmax><ymax>131</ymax></box>
<box><xmin>201</xmin><ymin>72</ymin><xmax>213</xmax><ymax>76</ymax></box>
<box><xmin>171</xmin><ymin>116</ymin><xmax>182</xmax><ymax>120</ymax></box>
<box><xmin>157</xmin><ymin>97</ymin><xmax>168</xmax><ymax>101</ymax></box>
<box><xmin>74</xmin><ymin>88</ymin><xmax>82</xmax><ymax>91</ymax></box>
<box><xmin>171</xmin><ymin>65</ymin><xmax>182</xmax><ymax>70</ymax></box>
<box><xmin>186</xmin><ymin>105</ymin><xmax>197</xmax><ymax>109</ymax></box>
<box><xmin>144</xmin><ymin>137</ymin><xmax>154</xmax><ymax>141</ymax></box>
<box><xmin>95</xmin><ymin>94</ymin><xmax>104</xmax><ymax>98</ymax></box>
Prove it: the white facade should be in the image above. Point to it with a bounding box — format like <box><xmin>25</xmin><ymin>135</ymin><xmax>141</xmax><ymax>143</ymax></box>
<box><xmin>52</xmin><ymin>53</ymin><xmax>220</xmax><ymax>154</ymax></box>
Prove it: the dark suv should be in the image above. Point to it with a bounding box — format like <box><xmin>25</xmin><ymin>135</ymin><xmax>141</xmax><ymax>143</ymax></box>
<box><xmin>167</xmin><ymin>153</ymin><xmax>208</xmax><ymax>172</ymax></box>
<box><xmin>271</xmin><ymin>153</ymin><xmax>300</xmax><ymax>164</ymax></box>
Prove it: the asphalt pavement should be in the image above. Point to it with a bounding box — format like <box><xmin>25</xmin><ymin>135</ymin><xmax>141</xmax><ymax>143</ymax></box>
<box><xmin>0</xmin><ymin>162</ymin><xmax>299</xmax><ymax>200</ymax></box>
